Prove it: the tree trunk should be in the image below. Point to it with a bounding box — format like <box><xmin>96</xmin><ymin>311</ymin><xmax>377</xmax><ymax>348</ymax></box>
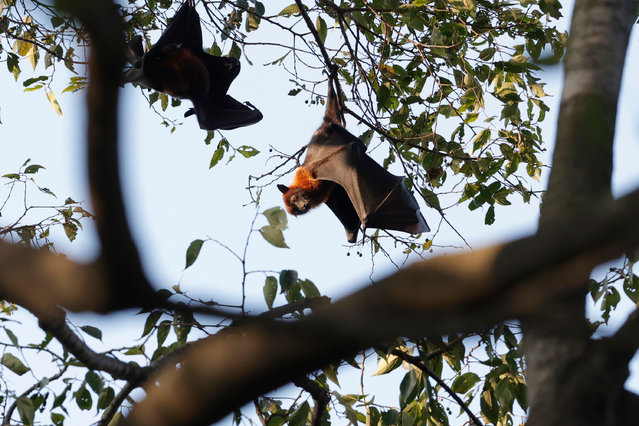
<box><xmin>525</xmin><ymin>0</ymin><xmax>638</xmax><ymax>424</ymax></box>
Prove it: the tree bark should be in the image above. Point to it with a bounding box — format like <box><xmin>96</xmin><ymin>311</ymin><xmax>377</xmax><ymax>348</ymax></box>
<box><xmin>525</xmin><ymin>1</ymin><xmax>639</xmax><ymax>425</ymax></box>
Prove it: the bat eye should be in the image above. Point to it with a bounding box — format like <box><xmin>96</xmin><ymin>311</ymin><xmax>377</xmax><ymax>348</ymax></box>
<box><xmin>290</xmin><ymin>195</ymin><xmax>297</xmax><ymax>202</ymax></box>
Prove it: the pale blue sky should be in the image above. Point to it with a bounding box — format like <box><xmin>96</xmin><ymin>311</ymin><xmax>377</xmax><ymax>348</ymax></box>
<box><xmin>1</xmin><ymin>0</ymin><xmax>639</xmax><ymax>423</ymax></box>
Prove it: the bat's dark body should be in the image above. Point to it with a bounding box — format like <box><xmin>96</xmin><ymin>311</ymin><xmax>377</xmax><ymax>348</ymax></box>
<box><xmin>123</xmin><ymin>1</ymin><xmax>262</xmax><ymax>131</ymax></box>
<box><xmin>280</xmin><ymin>76</ymin><xmax>430</xmax><ymax>242</ymax></box>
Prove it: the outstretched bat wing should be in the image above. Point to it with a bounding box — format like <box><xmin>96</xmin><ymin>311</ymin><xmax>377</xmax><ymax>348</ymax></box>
<box><xmin>304</xmin><ymin>122</ymin><xmax>429</xmax><ymax>242</ymax></box>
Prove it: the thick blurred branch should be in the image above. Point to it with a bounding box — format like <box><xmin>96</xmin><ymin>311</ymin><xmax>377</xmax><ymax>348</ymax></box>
<box><xmin>125</xmin><ymin>186</ymin><xmax>639</xmax><ymax>425</ymax></box>
<box><xmin>54</xmin><ymin>0</ymin><xmax>156</xmax><ymax>311</ymax></box>
<box><xmin>1</xmin><ymin>1</ymin><xmax>637</xmax><ymax>425</ymax></box>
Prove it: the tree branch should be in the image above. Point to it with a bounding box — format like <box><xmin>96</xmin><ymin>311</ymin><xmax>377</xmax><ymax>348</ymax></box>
<box><xmin>123</xmin><ymin>186</ymin><xmax>639</xmax><ymax>425</ymax></box>
<box><xmin>293</xmin><ymin>376</ymin><xmax>330</xmax><ymax>426</ymax></box>
<box><xmin>1</xmin><ymin>366</ymin><xmax>68</xmax><ymax>426</ymax></box>
<box><xmin>539</xmin><ymin>0</ymin><xmax>636</xmax><ymax>226</ymax></box>
<box><xmin>605</xmin><ymin>308</ymin><xmax>639</xmax><ymax>364</ymax></box>
<box><xmin>54</xmin><ymin>0</ymin><xmax>156</xmax><ymax>311</ymax></box>
<box><xmin>98</xmin><ymin>381</ymin><xmax>137</xmax><ymax>426</ymax></box>
<box><xmin>37</xmin><ymin>308</ymin><xmax>147</xmax><ymax>382</ymax></box>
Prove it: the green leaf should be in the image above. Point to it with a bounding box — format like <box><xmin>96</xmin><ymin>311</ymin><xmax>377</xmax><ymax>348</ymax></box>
<box><xmin>51</xmin><ymin>412</ymin><xmax>65</xmax><ymax>425</ymax></box>
<box><xmin>267</xmin><ymin>417</ymin><xmax>285</xmax><ymax>426</ymax></box>
<box><xmin>124</xmin><ymin>346</ymin><xmax>145</xmax><ymax>356</ymax></box>
<box><xmin>623</xmin><ymin>275</ymin><xmax>639</xmax><ymax>303</ymax></box>
<box><xmin>17</xmin><ymin>396</ymin><xmax>35</xmax><ymax>426</ymax></box>
<box><xmin>263</xmin><ymin>206</ymin><xmax>288</xmax><ymax>230</ymax></box>
<box><xmin>494</xmin><ymin>377</ymin><xmax>515</xmax><ymax>408</ymax></box>
<box><xmin>421</xmin><ymin>188</ymin><xmax>441</xmax><ymax>210</ymax></box>
<box><xmin>323</xmin><ymin>364</ymin><xmax>340</xmax><ymax>386</ymax></box>
<box><xmin>142</xmin><ymin>311</ymin><xmax>162</xmax><ymax>337</ymax></box>
<box><xmin>288</xmin><ymin>401</ymin><xmax>311</xmax><ymax>426</ymax></box>
<box><xmin>381</xmin><ymin>409</ymin><xmax>400</xmax><ymax>425</ymax></box>
<box><xmin>23</xmin><ymin>76</ymin><xmax>48</xmax><ymax>87</ymax></box>
<box><xmin>1</xmin><ymin>353</ymin><xmax>30</xmax><ymax>375</ymax></box>
<box><xmin>479</xmin><ymin>47</ymin><xmax>496</xmax><ymax>60</ymax></box>
<box><xmin>237</xmin><ymin>145</ymin><xmax>260</xmax><ymax>158</ymax></box>
<box><xmin>5</xmin><ymin>328</ymin><xmax>18</xmax><ymax>346</ymax></box>
<box><xmin>451</xmin><ymin>372</ymin><xmax>480</xmax><ymax>393</ymax></box>
<box><xmin>80</xmin><ymin>325</ymin><xmax>102</xmax><ymax>341</ymax></box>
<box><xmin>485</xmin><ymin>205</ymin><xmax>495</xmax><ymax>225</ymax></box>
<box><xmin>471</xmin><ymin>128</ymin><xmax>491</xmax><ymax>154</ymax></box>
<box><xmin>185</xmin><ymin>239</ymin><xmax>204</xmax><ymax>268</ymax></box>
<box><xmin>85</xmin><ymin>370</ymin><xmax>104</xmax><ymax>393</ymax></box>
<box><xmin>260</xmin><ymin>226</ymin><xmax>289</xmax><ymax>248</ymax></box>
<box><xmin>263</xmin><ymin>276</ymin><xmax>277</xmax><ymax>309</ymax></box>
<box><xmin>157</xmin><ymin>320</ymin><xmax>171</xmax><ymax>346</ymax></box>
<box><xmin>300</xmin><ymin>279</ymin><xmax>321</xmax><ymax>298</ymax></box>
<box><xmin>63</xmin><ymin>221</ymin><xmax>78</xmax><ymax>241</ymax></box>
<box><xmin>480</xmin><ymin>389</ymin><xmax>499</xmax><ymax>423</ymax></box>
<box><xmin>53</xmin><ymin>384</ymin><xmax>71</xmax><ymax>409</ymax></box>
<box><xmin>229</xmin><ymin>42</ymin><xmax>241</xmax><ymax>59</ymax></box>
<box><xmin>279</xmin><ymin>270</ymin><xmax>298</xmax><ymax>292</ymax></box>
<box><xmin>316</xmin><ymin>16</ymin><xmax>327</xmax><ymax>43</ymax></box>
<box><xmin>426</xmin><ymin>401</ymin><xmax>448</xmax><ymax>426</ymax></box>
<box><xmin>209</xmin><ymin>147</ymin><xmax>225</xmax><ymax>168</ymax></box>
<box><xmin>98</xmin><ymin>387</ymin><xmax>115</xmax><ymax>410</ymax></box>
<box><xmin>75</xmin><ymin>385</ymin><xmax>92</xmax><ymax>410</ymax></box>
<box><xmin>399</xmin><ymin>370</ymin><xmax>419</xmax><ymax>408</ymax></box>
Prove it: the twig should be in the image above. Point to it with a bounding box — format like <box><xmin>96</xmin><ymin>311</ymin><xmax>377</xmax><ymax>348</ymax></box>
<box><xmin>98</xmin><ymin>381</ymin><xmax>137</xmax><ymax>426</ymax></box>
<box><xmin>391</xmin><ymin>349</ymin><xmax>483</xmax><ymax>426</ymax></box>
<box><xmin>38</xmin><ymin>308</ymin><xmax>147</xmax><ymax>382</ymax></box>
<box><xmin>258</xmin><ymin>297</ymin><xmax>331</xmax><ymax>320</ymax></box>
<box><xmin>293</xmin><ymin>377</ymin><xmax>330</xmax><ymax>426</ymax></box>
<box><xmin>2</xmin><ymin>365</ymin><xmax>68</xmax><ymax>426</ymax></box>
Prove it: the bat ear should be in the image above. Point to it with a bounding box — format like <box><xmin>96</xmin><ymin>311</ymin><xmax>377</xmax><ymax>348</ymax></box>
<box><xmin>277</xmin><ymin>184</ymin><xmax>289</xmax><ymax>194</ymax></box>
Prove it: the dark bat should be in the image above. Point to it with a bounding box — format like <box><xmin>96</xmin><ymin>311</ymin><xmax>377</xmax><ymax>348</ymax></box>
<box><xmin>278</xmin><ymin>75</ymin><xmax>430</xmax><ymax>242</ymax></box>
<box><xmin>123</xmin><ymin>0</ymin><xmax>262</xmax><ymax>131</ymax></box>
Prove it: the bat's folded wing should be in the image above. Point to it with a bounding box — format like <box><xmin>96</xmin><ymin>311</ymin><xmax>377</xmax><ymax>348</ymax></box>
<box><xmin>191</xmin><ymin>95</ymin><xmax>263</xmax><ymax>131</ymax></box>
<box><xmin>364</xmin><ymin>179</ymin><xmax>430</xmax><ymax>234</ymax></box>
<box><xmin>324</xmin><ymin>185</ymin><xmax>361</xmax><ymax>243</ymax></box>
<box><xmin>200</xmin><ymin>55</ymin><xmax>240</xmax><ymax>100</ymax></box>
<box><xmin>153</xmin><ymin>1</ymin><xmax>203</xmax><ymax>51</ymax></box>
<box><xmin>311</xmin><ymin>124</ymin><xmax>429</xmax><ymax>241</ymax></box>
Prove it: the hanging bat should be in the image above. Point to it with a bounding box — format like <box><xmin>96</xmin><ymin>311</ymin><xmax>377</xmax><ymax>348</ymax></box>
<box><xmin>277</xmin><ymin>75</ymin><xmax>430</xmax><ymax>242</ymax></box>
<box><xmin>122</xmin><ymin>0</ymin><xmax>262</xmax><ymax>131</ymax></box>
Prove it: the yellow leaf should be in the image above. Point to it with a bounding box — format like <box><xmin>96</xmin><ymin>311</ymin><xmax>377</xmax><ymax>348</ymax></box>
<box><xmin>372</xmin><ymin>354</ymin><xmax>402</xmax><ymax>376</ymax></box>
<box><xmin>17</xmin><ymin>39</ymin><xmax>32</xmax><ymax>57</ymax></box>
<box><xmin>28</xmin><ymin>48</ymin><xmax>38</xmax><ymax>70</ymax></box>
<box><xmin>46</xmin><ymin>90</ymin><xmax>63</xmax><ymax>117</ymax></box>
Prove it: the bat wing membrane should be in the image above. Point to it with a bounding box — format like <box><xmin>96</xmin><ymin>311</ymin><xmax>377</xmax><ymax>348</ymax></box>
<box><xmin>307</xmin><ymin>123</ymin><xmax>429</xmax><ymax>242</ymax></box>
